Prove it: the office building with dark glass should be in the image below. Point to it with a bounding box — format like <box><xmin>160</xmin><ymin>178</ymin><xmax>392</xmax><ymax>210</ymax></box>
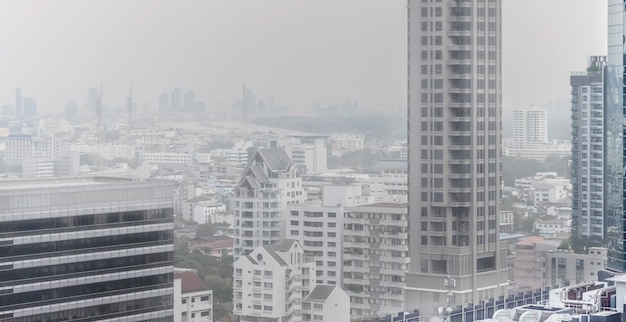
<box><xmin>0</xmin><ymin>177</ymin><xmax>175</xmax><ymax>321</ymax></box>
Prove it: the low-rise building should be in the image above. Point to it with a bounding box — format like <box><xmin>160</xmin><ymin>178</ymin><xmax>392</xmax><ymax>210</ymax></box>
<box><xmin>302</xmin><ymin>285</ymin><xmax>350</xmax><ymax>322</ymax></box>
<box><xmin>174</xmin><ymin>269</ymin><xmax>213</xmax><ymax>322</ymax></box>
<box><xmin>546</xmin><ymin>247</ymin><xmax>607</xmax><ymax>287</ymax></box>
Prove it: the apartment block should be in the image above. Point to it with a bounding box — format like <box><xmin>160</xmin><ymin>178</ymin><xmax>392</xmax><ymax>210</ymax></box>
<box><xmin>513</xmin><ymin>107</ymin><xmax>549</xmax><ymax>149</ymax></box>
<box><xmin>343</xmin><ymin>203</ymin><xmax>409</xmax><ymax>318</ymax></box>
<box><xmin>570</xmin><ymin>56</ymin><xmax>607</xmax><ymax>241</ymax></box>
<box><xmin>232</xmin><ymin>148</ymin><xmax>306</xmax><ymax>258</ymax></box>
<box><xmin>233</xmin><ymin>240</ymin><xmax>316</xmax><ymax>322</ymax></box>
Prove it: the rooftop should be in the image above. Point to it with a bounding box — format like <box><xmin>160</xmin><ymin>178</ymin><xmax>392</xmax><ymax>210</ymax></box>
<box><xmin>355</xmin><ymin>202</ymin><xmax>407</xmax><ymax>209</ymax></box>
<box><xmin>0</xmin><ymin>176</ymin><xmax>134</xmax><ymax>191</ymax></box>
<box><xmin>305</xmin><ymin>285</ymin><xmax>336</xmax><ymax>302</ymax></box>
<box><xmin>174</xmin><ymin>271</ymin><xmax>207</xmax><ymax>293</ymax></box>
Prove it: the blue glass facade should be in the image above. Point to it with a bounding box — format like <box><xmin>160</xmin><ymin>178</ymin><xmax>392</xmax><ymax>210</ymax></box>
<box><xmin>606</xmin><ymin>0</ymin><xmax>626</xmax><ymax>271</ymax></box>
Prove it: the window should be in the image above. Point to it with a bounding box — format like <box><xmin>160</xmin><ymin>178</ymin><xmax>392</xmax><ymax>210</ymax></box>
<box><xmin>201</xmin><ymin>311</ymin><xmax>210</xmax><ymax>317</ymax></box>
<box><xmin>201</xmin><ymin>296</ymin><xmax>210</xmax><ymax>302</ymax></box>
<box><xmin>254</xmin><ymin>305</ymin><xmax>262</xmax><ymax>311</ymax></box>
<box><xmin>264</xmin><ymin>271</ymin><xmax>273</xmax><ymax>277</ymax></box>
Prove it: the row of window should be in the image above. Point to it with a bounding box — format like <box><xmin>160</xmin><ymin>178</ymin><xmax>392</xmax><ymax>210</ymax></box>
<box><xmin>0</xmin><ymin>252</ymin><xmax>172</xmax><ymax>287</ymax></box>
<box><xmin>1</xmin><ymin>295</ymin><xmax>173</xmax><ymax>322</ymax></box>
<box><xmin>0</xmin><ymin>209</ymin><xmax>172</xmax><ymax>236</ymax></box>
<box><xmin>0</xmin><ymin>274</ymin><xmax>172</xmax><ymax>310</ymax></box>
<box><xmin>0</xmin><ymin>231</ymin><xmax>173</xmax><ymax>259</ymax></box>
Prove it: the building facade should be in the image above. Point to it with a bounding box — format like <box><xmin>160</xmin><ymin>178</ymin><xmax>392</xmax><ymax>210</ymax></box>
<box><xmin>570</xmin><ymin>56</ymin><xmax>606</xmax><ymax>242</ymax></box>
<box><xmin>343</xmin><ymin>203</ymin><xmax>409</xmax><ymax>318</ymax></box>
<box><xmin>174</xmin><ymin>269</ymin><xmax>213</xmax><ymax>322</ymax></box>
<box><xmin>233</xmin><ymin>240</ymin><xmax>316</xmax><ymax>322</ymax></box>
<box><xmin>302</xmin><ymin>285</ymin><xmax>350</xmax><ymax>322</ymax></box>
<box><xmin>0</xmin><ymin>177</ymin><xmax>176</xmax><ymax>321</ymax></box>
<box><xmin>405</xmin><ymin>0</ymin><xmax>508</xmax><ymax>314</ymax></box>
<box><xmin>546</xmin><ymin>247</ymin><xmax>607</xmax><ymax>288</ymax></box>
<box><xmin>232</xmin><ymin>148</ymin><xmax>305</xmax><ymax>258</ymax></box>
<box><xmin>606</xmin><ymin>0</ymin><xmax>626</xmax><ymax>272</ymax></box>
<box><xmin>513</xmin><ymin>107</ymin><xmax>548</xmax><ymax>149</ymax></box>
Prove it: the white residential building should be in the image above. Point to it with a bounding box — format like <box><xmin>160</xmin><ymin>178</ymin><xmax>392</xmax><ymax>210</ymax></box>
<box><xmin>211</xmin><ymin>140</ymin><xmax>253</xmax><ymax>167</ymax></box>
<box><xmin>329</xmin><ymin>133</ymin><xmax>364</xmax><ymax>156</ymax></box>
<box><xmin>367</xmin><ymin>160</ymin><xmax>408</xmax><ymax>202</ymax></box>
<box><xmin>302</xmin><ymin>285</ymin><xmax>350</xmax><ymax>322</ymax></box>
<box><xmin>534</xmin><ymin>218</ymin><xmax>572</xmax><ymax>236</ymax></box>
<box><xmin>79</xmin><ymin>144</ymin><xmax>136</xmax><ymax>160</ymax></box>
<box><xmin>233</xmin><ymin>240</ymin><xmax>316</xmax><ymax>322</ymax></box>
<box><xmin>343</xmin><ymin>203</ymin><xmax>409</xmax><ymax>318</ymax></box>
<box><xmin>268</xmin><ymin>135</ymin><xmax>328</xmax><ymax>174</ymax></box>
<box><xmin>186</xmin><ymin>200</ymin><xmax>228</xmax><ymax>225</ymax></box>
<box><xmin>513</xmin><ymin>107</ymin><xmax>549</xmax><ymax>149</ymax></box>
<box><xmin>174</xmin><ymin>269</ymin><xmax>213</xmax><ymax>322</ymax></box>
<box><xmin>232</xmin><ymin>148</ymin><xmax>306</xmax><ymax>258</ymax></box>
<box><xmin>5</xmin><ymin>134</ymin><xmax>63</xmax><ymax>165</ymax></box>
<box><xmin>286</xmin><ymin>204</ymin><xmax>344</xmax><ymax>286</ymax></box>
<box><xmin>142</xmin><ymin>152</ymin><xmax>193</xmax><ymax>164</ymax></box>
<box><xmin>38</xmin><ymin>118</ymin><xmax>72</xmax><ymax>135</ymax></box>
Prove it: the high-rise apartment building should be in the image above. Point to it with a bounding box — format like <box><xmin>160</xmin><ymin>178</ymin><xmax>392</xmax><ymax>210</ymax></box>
<box><xmin>405</xmin><ymin>0</ymin><xmax>508</xmax><ymax>314</ymax></box>
<box><xmin>0</xmin><ymin>177</ymin><xmax>176</xmax><ymax>321</ymax></box>
<box><xmin>570</xmin><ymin>56</ymin><xmax>606</xmax><ymax>242</ymax></box>
<box><xmin>513</xmin><ymin>107</ymin><xmax>549</xmax><ymax>148</ymax></box>
<box><xmin>606</xmin><ymin>1</ymin><xmax>626</xmax><ymax>272</ymax></box>
<box><xmin>232</xmin><ymin>148</ymin><xmax>305</xmax><ymax>258</ymax></box>
<box><xmin>343</xmin><ymin>203</ymin><xmax>409</xmax><ymax>318</ymax></box>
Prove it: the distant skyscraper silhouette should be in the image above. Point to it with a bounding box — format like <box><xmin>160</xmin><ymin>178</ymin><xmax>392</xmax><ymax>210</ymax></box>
<box><xmin>404</xmin><ymin>0</ymin><xmax>507</xmax><ymax>315</ymax></box>
<box><xmin>171</xmin><ymin>88</ymin><xmax>181</xmax><ymax>110</ymax></box>
<box><xmin>22</xmin><ymin>98</ymin><xmax>37</xmax><ymax>119</ymax></box>
<box><xmin>15</xmin><ymin>88</ymin><xmax>21</xmax><ymax>118</ymax></box>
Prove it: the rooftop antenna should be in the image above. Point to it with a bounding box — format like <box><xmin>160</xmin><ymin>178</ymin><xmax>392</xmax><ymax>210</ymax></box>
<box><xmin>243</xmin><ymin>82</ymin><xmax>248</xmax><ymax>141</ymax></box>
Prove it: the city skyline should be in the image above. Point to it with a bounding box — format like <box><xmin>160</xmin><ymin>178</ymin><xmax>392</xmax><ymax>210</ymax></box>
<box><xmin>0</xmin><ymin>0</ymin><xmax>607</xmax><ymax>114</ymax></box>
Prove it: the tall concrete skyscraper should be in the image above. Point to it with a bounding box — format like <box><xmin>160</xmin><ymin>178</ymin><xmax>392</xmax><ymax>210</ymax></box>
<box><xmin>405</xmin><ymin>0</ymin><xmax>508</xmax><ymax>315</ymax></box>
<box><xmin>606</xmin><ymin>1</ymin><xmax>626</xmax><ymax>272</ymax></box>
<box><xmin>570</xmin><ymin>56</ymin><xmax>606</xmax><ymax>243</ymax></box>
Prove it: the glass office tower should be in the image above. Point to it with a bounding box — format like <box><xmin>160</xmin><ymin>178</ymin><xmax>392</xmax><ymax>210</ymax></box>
<box><xmin>606</xmin><ymin>0</ymin><xmax>626</xmax><ymax>272</ymax></box>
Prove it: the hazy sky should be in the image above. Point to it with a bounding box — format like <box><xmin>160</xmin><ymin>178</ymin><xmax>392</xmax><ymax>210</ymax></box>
<box><xmin>0</xmin><ymin>0</ymin><xmax>607</xmax><ymax>114</ymax></box>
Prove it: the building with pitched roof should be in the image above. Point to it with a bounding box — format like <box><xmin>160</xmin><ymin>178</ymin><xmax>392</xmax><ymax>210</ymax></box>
<box><xmin>302</xmin><ymin>285</ymin><xmax>350</xmax><ymax>322</ymax></box>
<box><xmin>233</xmin><ymin>239</ymin><xmax>317</xmax><ymax>322</ymax></box>
<box><xmin>174</xmin><ymin>268</ymin><xmax>213</xmax><ymax>322</ymax></box>
<box><xmin>232</xmin><ymin>148</ymin><xmax>306</xmax><ymax>258</ymax></box>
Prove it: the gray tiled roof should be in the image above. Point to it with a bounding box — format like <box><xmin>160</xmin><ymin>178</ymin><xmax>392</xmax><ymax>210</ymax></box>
<box><xmin>257</xmin><ymin>148</ymin><xmax>293</xmax><ymax>172</ymax></box>
<box><xmin>306</xmin><ymin>285</ymin><xmax>336</xmax><ymax>301</ymax></box>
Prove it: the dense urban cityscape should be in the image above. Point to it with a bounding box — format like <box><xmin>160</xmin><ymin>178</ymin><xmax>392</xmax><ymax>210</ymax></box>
<box><xmin>0</xmin><ymin>1</ymin><xmax>621</xmax><ymax>322</ymax></box>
